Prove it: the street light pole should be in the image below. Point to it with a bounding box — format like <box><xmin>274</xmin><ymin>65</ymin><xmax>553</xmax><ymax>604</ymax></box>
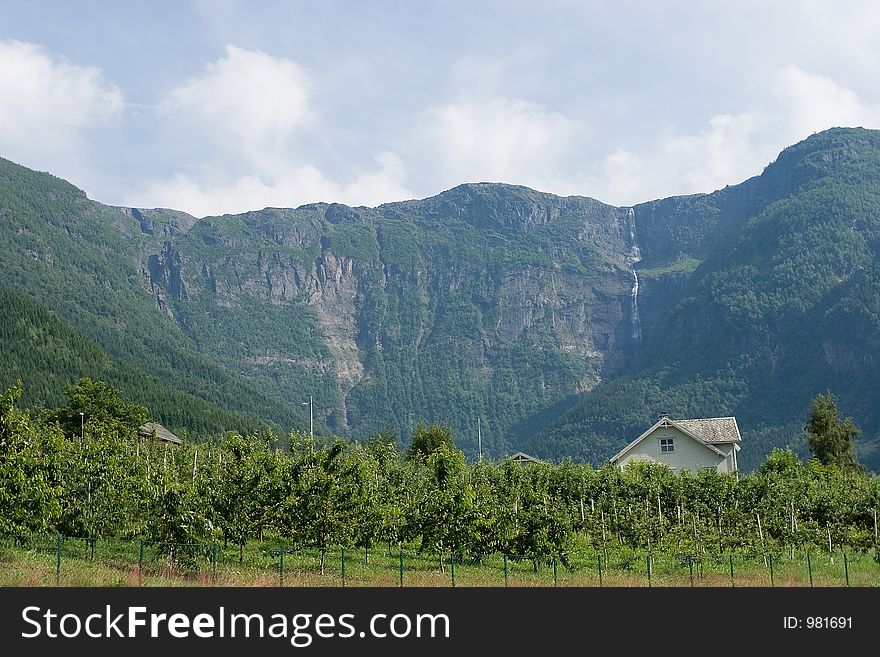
<box><xmin>79</xmin><ymin>412</ymin><xmax>84</xmax><ymax>442</ymax></box>
<box><xmin>302</xmin><ymin>396</ymin><xmax>313</xmax><ymax>442</ymax></box>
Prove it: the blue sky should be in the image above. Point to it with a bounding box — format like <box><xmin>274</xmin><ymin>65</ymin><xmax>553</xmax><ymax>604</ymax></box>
<box><xmin>2</xmin><ymin>0</ymin><xmax>879</xmax><ymax>216</ymax></box>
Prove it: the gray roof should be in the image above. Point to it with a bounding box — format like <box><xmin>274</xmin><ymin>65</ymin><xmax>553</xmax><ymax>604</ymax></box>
<box><xmin>674</xmin><ymin>417</ymin><xmax>741</xmax><ymax>444</ymax></box>
<box><xmin>510</xmin><ymin>451</ymin><xmax>542</xmax><ymax>464</ymax></box>
<box><xmin>609</xmin><ymin>415</ymin><xmax>741</xmax><ymax>464</ymax></box>
<box><xmin>138</xmin><ymin>421</ymin><xmax>182</xmax><ymax>445</ymax></box>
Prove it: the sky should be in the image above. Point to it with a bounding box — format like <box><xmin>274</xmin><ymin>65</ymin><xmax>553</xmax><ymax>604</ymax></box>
<box><xmin>2</xmin><ymin>0</ymin><xmax>880</xmax><ymax>217</ymax></box>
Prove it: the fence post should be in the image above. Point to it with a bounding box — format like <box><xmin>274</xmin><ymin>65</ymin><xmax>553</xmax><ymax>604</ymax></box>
<box><xmin>647</xmin><ymin>554</ymin><xmax>652</xmax><ymax>587</ymax></box>
<box><xmin>399</xmin><ymin>548</ymin><xmax>404</xmax><ymax>588</ymax></box>
<box><xmin>729</xmin><ymin>554</ymin><xmax>734</xmax><ymax>588</ymax></box>
<box><xmin>450</xmin><ymin>553</ymin><xmax>456</xmax><ymax>587</ymax></box>
<box><xmin>807</xmin><ymin>552</ymin><xmax>813</xmax><ymax>587</ymax></box>
<box><xmin>503</xmin><ymin>554</ymin><xmax>508</xmax><ymax>587</ymax></box>
<box><xmin>844</xmin><ymin>553</ymin><xmax>849</xmax><ymax>587</ymax></box>
<box><xmin>211</xmin><ymin>544</ymin><xmax>217</xmax><ymax>583</ymax></box>
<box><xmin>55</xmin><ymin>533</ymin><xmax>62</xmax><ymax>586</ymax></box>
<box><xmin>688</xmin><ymin>555</ymin><xmax>694</xmax><ymax>587</ymax></box>
<box><xmin>769</xmin><ymin>554</ymin><xmax>775</xmax><ymax>586</ymax></box>
<box><xmin>139</xmin><ymin>540</ymin><xmax>145</xmax><ymax>584</ymax></box>
<box><xmin>341</xmin><ymin>547</ymin><xmax>346</xmax><ymax>587</ymax></box>
<box><xmin>279</xmin><ymin>546</ymin><xmax>285</xmax><ymax>587</ymax></box>
<box><xmin>553</xmin><ymin>557</ymin><xmax>558</xmax><ymax>587</ymax></box>
<box><xmin>598</xmin><ymin>555</ymin><xmax>603</xmax><ymax>587</ymax></box>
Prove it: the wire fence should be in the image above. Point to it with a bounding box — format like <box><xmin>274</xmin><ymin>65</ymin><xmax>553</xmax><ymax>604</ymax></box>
<box><xmin>1</xmin><ymin>534</ymin><xmax>877</xmax><ymax>587</ymax></box>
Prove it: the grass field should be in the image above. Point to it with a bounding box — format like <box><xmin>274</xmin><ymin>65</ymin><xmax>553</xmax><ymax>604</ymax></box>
<box><xmin>2</xmin><ymin>536</ymin><xmax>877</xmax><ymax>587</ymax></box>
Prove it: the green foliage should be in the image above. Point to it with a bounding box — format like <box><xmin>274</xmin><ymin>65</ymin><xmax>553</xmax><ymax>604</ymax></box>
<box><xmin>0</xmin><ymin>288</ymin><xmax>302</xmax><ymax>441</ymax></box>
<box><xmin>407</xmin><ymin>422</ymin><xmax>455</xmax><ymax>459</ymax></box>
<box><xmin>533</xmin><ymin>128</ymin><xmax>880</xmax><ymax>470</ymax></box>
<box><xmin>805</xmin><ymin>393</ymin><xmax>863</xmax><ymax>472</ymax></box>
<box><xmin>0</xmin><ymin>383</ymin><xmax>63</xmax><ymax>536</ymax></box>
<box><xmin>759</xmin><ymin>447</ymin><xmax>803</xmax><ymax>476</ymax></box>
<box><xmin>408</xmin><ymin>443</ymin><xmax>473</xmax><ymax>566</ymax></box>
<box><xmin>5</xmin><ymin>128</ymin><xmax>880</xmax><ymax>473</ymax></box>
<box><xmin>286</xmin><ymin>440</ymin><xmax>362</xmax><ymax>573</ymax></box>
<box><xmin>50</xmin><ymin>377</ymin><xmax>147</xmax><ymax>438</ymax></box>
<box><xmin>145</xmin><ymin>482</ymin><xmax>214</xmax><ymax>570</ymax></box>
<box><xmin>208</xmin><ymin>433</ymin><xmax>280</xmax><ymax>562</ymax></box>
<box><xmin>56</xmin><ymin>428</ymin><xmax>149</xmax><ymax>539</ymax></box>
<box><xmin>637</xmin><ymin>257</ymin><xmax>702</xmax><ymax>279</ymax></box>
<box><xmin>2</xmin><ymin>379</ymin><xmax>880</xmax><ymax>572</ymax></box>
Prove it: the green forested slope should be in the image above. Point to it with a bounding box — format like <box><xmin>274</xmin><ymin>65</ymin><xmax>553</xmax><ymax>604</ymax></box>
<box><xmin>529</xmin><ymin>128</ymin><xmax>880</xmax><ymax>470</ymax></box>
<box><xmin>0</xmin><ymin>288</ymin><xmax>304</xmax><ymax>438</ymax></box>
<box><xmin>3</xmin><ymin>128</ymin><xmax>880</xmax><ymax>469</ymax></box>
<box><xmin>147</xmin><ymin>185</ymin><xmax>633</xmax><ymax>457</ymax></box>
<box><xmin>0</xmin><ymin>159</ymin><xmax>309</xmax><ymax>437</ymax></box>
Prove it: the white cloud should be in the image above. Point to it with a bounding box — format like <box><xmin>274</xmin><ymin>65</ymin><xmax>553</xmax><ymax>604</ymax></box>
<box><xmin>161</xmin><ymin>45</ymin><xmax>311</xmax><ymax>169</ymax></box>
<box><xmin>591</xmin><ymin>66</ymin><xmax>880</xmax><ymax>205</ymax></box>
<box><xmin>773</xmin><ymin>65</ymin><xmax>876</xmax><ymax>139</ymax></box>
<box><xmin>132</xmin><ymin>151</ymin><xmax>412</xmax><ymax>217</ymax></box>
<box><xmin>413</xmin><ymin>68</ymin><xmax>880</xmax><ymax>208</ymax></box>
<box><xmin>8</xmin><ymin>35</ymin><xmax>878</xmax><ymax>218</ymax></box>
<box><xmin>0</xmin><ymin>40</ymin><xmax>122</xmax><ymax>172</ymax></box>
<box><xmin>597</xmin><ymin>111</ymin><xmax>766</xmax><ymax>204</ymax></box>
<box><xmin>420</xmin><ymin>97</ymin><xmax>574</xmax><ymax>190</ymax></box>
<box><xmin>129</xmin><ymin>46</ymin><xmax>415</xmax><ymax>216</ymax></box>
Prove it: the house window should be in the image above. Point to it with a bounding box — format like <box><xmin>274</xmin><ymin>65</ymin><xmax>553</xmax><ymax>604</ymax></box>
<box><xmin>660</xmin><ymin>437</ymin><xmax>674</xmax><ymax>453</ymax></box>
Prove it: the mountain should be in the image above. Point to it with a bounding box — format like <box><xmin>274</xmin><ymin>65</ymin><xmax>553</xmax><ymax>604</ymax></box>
<box><xmin>527</xmin><ymin>127</ymin><xmax>880</xmax><ymax>470</ymax></box>
<box><xmin>2</xmin><ymin>127</ymin><xmax>879</xmax><ymax>469</ymax></box>
<box><xmin>0</xmin><ymin>288</ymin><xmax>290</xmax><ymax>436</ymax></box>
<box><xmin>0</xmin><ymin>156</ymin><xmax>642</xmax><ymax>454</ymax></box>
<box><xmin>0</xmin><ymin>158</ymin><xmax>310</xmax><ymax>438</ymax></box>
<box><xmin>115</xmin><ymin>185</ymin><xmax>640</xmax><ymax>457</ymax></box>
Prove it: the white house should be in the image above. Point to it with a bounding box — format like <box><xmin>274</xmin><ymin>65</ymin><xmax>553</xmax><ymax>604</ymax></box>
<box><xmin>609</xmin><ymin>413</ymin><xmax>741</xmax><ymax>474</ymax></box>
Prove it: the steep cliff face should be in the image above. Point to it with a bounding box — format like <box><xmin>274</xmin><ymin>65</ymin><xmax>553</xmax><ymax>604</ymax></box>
<box><xmin>531</xmin><ymin>128</ymin><xmax>880</xmax><ymax>470</ymax></box>
<box><xmin>7</xmin><ymin>128</ymin><xmax>880</xmax><ymax>468</ymax></box>
<box><xmin>126</xmin><ymin>184</ymin><xmax>643</xmax><ymax>455</ymax></box>
<box><xmin>310</xmin><ymin>251</ymin><xmax>366</xmax><ymax>428</ymax></box>
<box><xmin>121</xmin><ymin>207</ymin><xmax>199</xmax><ymax>239</ymax></box>
<box><xmin>0</xmin><ymin>156</ymin><xmax>311</xmax><ymax>437</ymax></box>
<box><xmin>147</xmin><ymin>242</ymin><xmax>187</xmax><ymax>300</ymax></box>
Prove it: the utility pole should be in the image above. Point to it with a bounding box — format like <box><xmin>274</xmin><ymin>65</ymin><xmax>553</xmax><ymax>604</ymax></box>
<box><xmin>477</xmin><ymin>418</ymin><xmax>483</xmax><ymax>461</ymax></box>
<box><xmin>79</xmin><ymin>412</ymin><xmax>84</xmax><ymax>442</ymax></box>
<box><xmin>302</xmin><ymin>396</ymin><xmax>313</xmax><ymax>442</ymax></box>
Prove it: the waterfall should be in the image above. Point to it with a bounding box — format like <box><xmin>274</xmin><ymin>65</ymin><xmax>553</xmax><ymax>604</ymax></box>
<box><xmin>631</xmin><ymin>268</ymin><xmax>642</xmax><ymax>342</ymax></box>
<box><xmin>626</xmin><ymin>208</ymin><xmax>642</xmax><ymax>343</ymax></box>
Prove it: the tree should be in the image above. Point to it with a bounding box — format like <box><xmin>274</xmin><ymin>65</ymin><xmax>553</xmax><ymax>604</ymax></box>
<box><xmin>409</xmin><ymin>442</ymin><xmax>473</xmax><ymax>571</ymax></box>
<box><xmin>347</xmin><ymin>446</ymin><xmax>385</xmax><ymax>564</ymax></box>
<box><xmin>407</xmin><ymin>422</ymin><xmax>454</xmax><ymax>460</ymax></box>
<box><xmin>366</xmin><ymin>427</ymin><xmax>400</xmax><ymax>462</ymax></box>
<box><xmin>506</xmin><ymin>462</ymin><xmax>573</xmax><ymax>570</ymax></box>
<box><xmin>144</xmin><ymin>455</ymin><xmax>214</xmax><ymax>571</ymax></box>
<box><xmin>210</xmin><ymin>433</ymin><xmax>273</xmax><ymax>562</ymax></box>
<box><xmin>49</xmin><ymin>378</ymin><xmax>148</xmax><ymax>439</ymax></box>
<box><xmin>805</xmin><ymin>393</ymin><xmax>863</xmax><ymax>472</ymax></box>
<box><xmin>57</xmin><ymin>426</ymin><xmax>146</xmax><ymax>539</ymax></box>
<box><xmin>146</xmin><ymin>483</ymin><xmax>214</xmax><ymax>571</ymax></box>
<box><xmin>0</xmin><ymin>383</ymin><xmax>63</xmax><ymax>537</ymax></box>
<box><xmin>289</xmin><ymin>440</ymin><xmax>359</xmax><ymax>574</ymax></box>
